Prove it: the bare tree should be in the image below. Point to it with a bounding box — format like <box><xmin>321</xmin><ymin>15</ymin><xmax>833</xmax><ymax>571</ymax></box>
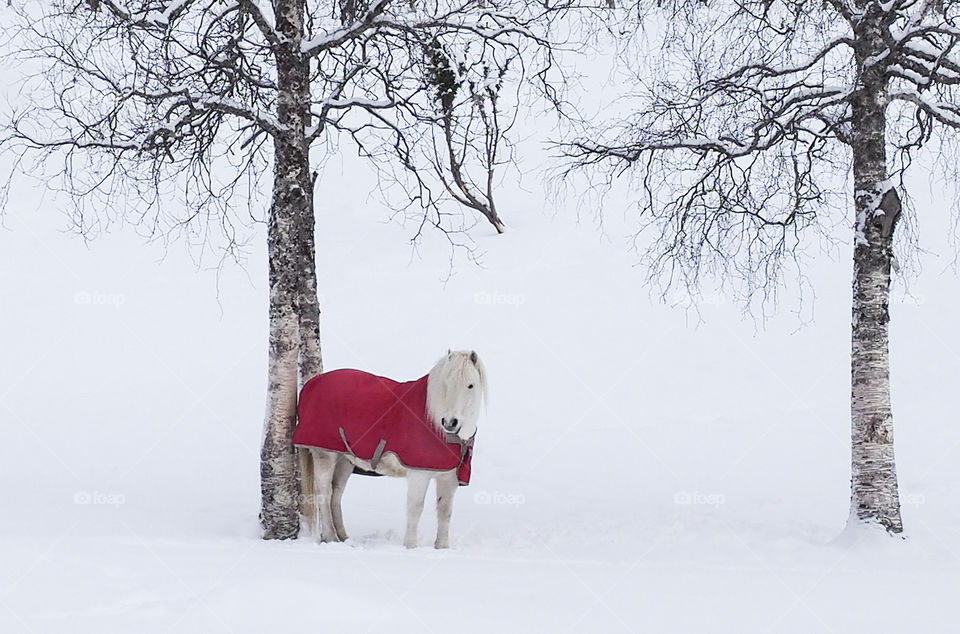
<box><xmin>567</xmin><ymin>0</ymin><xmax>960</xmax><ymax>534</ymax></box>
<box><xmin>3</xmin><ymin>0</ymin><xmax>559</xmax><ymax>539</ymax></box>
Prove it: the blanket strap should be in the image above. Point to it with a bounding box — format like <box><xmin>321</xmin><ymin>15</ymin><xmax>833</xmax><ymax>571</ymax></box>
<box><xmin>457</xmin><ymin>437</ymin><xmax>473</xmax><ymax>466</ymax></box>
<box><xmin>339</xmin><ymin>427</ymin><xmax>388</xmax><ymax>471</ymax></box>
<box><xmin>339</xmin><ymin>427</ymin><xmax>358</xmax><ymax>459</ymax></box>
<box><xmin>444</xmin><ymin>433</ymin><xmax>475</xmax><ymax>467</ymax></box>
<box><xmin>370</xmin><ymin>439</ymin><xmax>387</xmax><ymax>470</ymax></box>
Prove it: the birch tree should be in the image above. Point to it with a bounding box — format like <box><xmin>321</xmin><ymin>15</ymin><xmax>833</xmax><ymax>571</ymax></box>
<box><xmin>567</xmin><ymin>0</ymin><xmax>960</xmax><ymax>533</ymax></box>
<box><xmin>3</xmin><ymin>0</ymin><xmax>559</xmax><ymax>539</ymax></box>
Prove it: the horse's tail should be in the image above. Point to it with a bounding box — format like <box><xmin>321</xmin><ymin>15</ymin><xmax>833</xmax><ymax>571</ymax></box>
<box><xmin>298</xmin><ymin>447</ymin><xmax>317</xmax><ymax>536</ymax></box>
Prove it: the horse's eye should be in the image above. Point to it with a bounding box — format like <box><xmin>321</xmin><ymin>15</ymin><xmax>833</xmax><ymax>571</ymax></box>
<box><xmin>467</xmin><ymin>384</ymin><xmax>474</xmax><ymax>389</ymax></box>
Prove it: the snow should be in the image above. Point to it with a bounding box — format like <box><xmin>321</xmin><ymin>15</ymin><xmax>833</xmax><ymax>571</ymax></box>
<box><xmin>4</xmin><ymin>35</ymin><xmax>960</xmax><ymax>634</ymax></box>
<box><xmin>195</xmin><ymin>97</ymin><xmax>286</xmax><ymax>134</ymax></box>
<box><xmin>300</xmin><ymin>0</ymin><xmax>391</xmax><ymax>54</ymax></box>
<box><xmin>2</xmin><ymin>156</ymin><xmax>960</xmax><ymax>631</ymax></box>
<box><xmin>321</xmin><ymin>96</ymin><xmax>394</xmax><ymax>109</ymax></box>
<box><xmin>145</xmin><ymin>0</ymin><xmax>190</xmax><ymax>26</ymax></box>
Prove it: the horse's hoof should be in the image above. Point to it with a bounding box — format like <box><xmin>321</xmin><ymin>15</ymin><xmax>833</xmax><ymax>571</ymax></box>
<box><xmin>434</xmin><ymin>542</ymin><xmax>449</xmax><ymax>550</ymax></box>
<box><xmin>404</xmin><ymin>541</ymin><xmax>417</xmax><ymax>549</ymax></box>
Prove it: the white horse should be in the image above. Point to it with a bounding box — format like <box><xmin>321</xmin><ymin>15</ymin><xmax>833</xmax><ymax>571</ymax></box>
<box><xmin>298</xmin><ymin>350</ymin><xmax>487</xmax><ymax>548</ymax></box>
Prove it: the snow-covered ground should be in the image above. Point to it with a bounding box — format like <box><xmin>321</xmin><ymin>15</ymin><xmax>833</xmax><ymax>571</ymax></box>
<box><xmin>3</xmin><ymin>110</ymin><xmax>960</xmax><ymax>632</ymax></box>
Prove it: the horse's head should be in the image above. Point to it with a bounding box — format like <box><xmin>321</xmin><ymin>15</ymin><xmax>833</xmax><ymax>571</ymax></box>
<box><xmin>426</xmin><ymin>350</ymin><xmax>487</xmax><ymax>442</ymax></box>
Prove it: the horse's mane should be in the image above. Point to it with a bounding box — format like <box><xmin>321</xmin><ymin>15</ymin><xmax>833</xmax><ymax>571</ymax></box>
<box><xmin>425</xmin><ymin>350</ymin><xmax>487</xmax><ymax>426</ymax></box>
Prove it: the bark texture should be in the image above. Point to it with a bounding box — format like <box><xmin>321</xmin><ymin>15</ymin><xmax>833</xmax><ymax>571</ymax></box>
<box><xmin>260</xmin><ymin>0</ymin><xmax>320</xmax><ymax>540</ymax></box>
<box><xmin>848</xmin><ymin>6</ymin><xmax>903</xmax><ymax>534</ymax></box>
<box><xmin>297</xmin><ymin>178</ymin><xmax>323</xmax><ymax>387</ymax></box>
<box><xmin>260</xmin><ymin>304</ymin><xmax>301</xmax><ymax>540</ymax></box>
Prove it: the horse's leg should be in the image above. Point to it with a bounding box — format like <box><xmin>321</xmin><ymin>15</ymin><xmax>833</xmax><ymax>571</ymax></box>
<box><xmin>298</xmin><ymin>447</ymin><xmax>317</xmax><ymax>536</ymax></box>
<box><xmin>434</xmin><ymin>470</ymin><xmax>458</xmax><ymax>549</ymax></box>
<box><xmin>404</xmin><ymin>470</ymin><xmax>431</xmax><ymax>549</ymax></box>
<box><xmin>331</xmin><ymin>456</ymin><xmax>352</xmax><ymax>541</ymax></box>
<box><xmin>313</xmin><ymin>449</ymin><xmax>341</xmax><ymax>543</ymax></box>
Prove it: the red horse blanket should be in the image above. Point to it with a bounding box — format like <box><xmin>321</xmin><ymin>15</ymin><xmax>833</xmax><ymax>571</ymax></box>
<box><xmin>293</xmin><ymin>369</ymin><xmax>473</xmax><ymax>485</ymax></box>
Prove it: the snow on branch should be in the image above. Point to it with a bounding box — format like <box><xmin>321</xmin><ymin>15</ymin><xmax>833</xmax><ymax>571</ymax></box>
<box><xmin>3</xmin><ymin>0</ymin><xmax>564</xmax><ymax>238</ymax></box>
<box><xmin>296</xmin><ymin>1</ymin><xmax>558</xmax><ymax>234</ymax></box>
<box><xmin>561</xmin><ymin>0</ymin><xmax>960</xmax><ymax>303</ymax></box>
<box><xmin>300</xmin><ymin>0</ymin><xmax>391</xmax><ymax>55</ymax></box>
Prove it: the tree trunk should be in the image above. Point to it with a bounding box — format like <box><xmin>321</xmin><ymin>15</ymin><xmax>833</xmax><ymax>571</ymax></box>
<box><xmin>297</xmin><ymin>175</ymin><xmax>323</xmax><ymax>387</ymax></box>
<box><xmin>260</xmin><ymin>292</ymin><xmax>300</xmax><ymax>540</ymax></box>
<box><xmin>847</xmin><ymin>10</ymin><xmax>903</xmax><ymax>534</ymax></box>
<box><xmin>260</xmin><ymin>0</ymin><xmax>317</xmax><ymax>540</ymax></box>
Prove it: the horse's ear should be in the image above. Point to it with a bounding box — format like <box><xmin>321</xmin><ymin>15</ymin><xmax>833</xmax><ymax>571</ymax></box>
<box><xmin>470</xmin><ymin>350</ymin><xmax>478</xmax><ymax>365</ymax></box>
<box><xmin>447</xmin><ymin>348</ymin><xmax>452</xmax><ymax>359</ymax></box>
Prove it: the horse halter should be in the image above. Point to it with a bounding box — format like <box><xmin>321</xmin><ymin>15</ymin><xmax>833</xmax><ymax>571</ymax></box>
<box><xmin>444</xmin><ymin>432</ymin><xmax>475</xmax><ymax>466</ymax></box>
